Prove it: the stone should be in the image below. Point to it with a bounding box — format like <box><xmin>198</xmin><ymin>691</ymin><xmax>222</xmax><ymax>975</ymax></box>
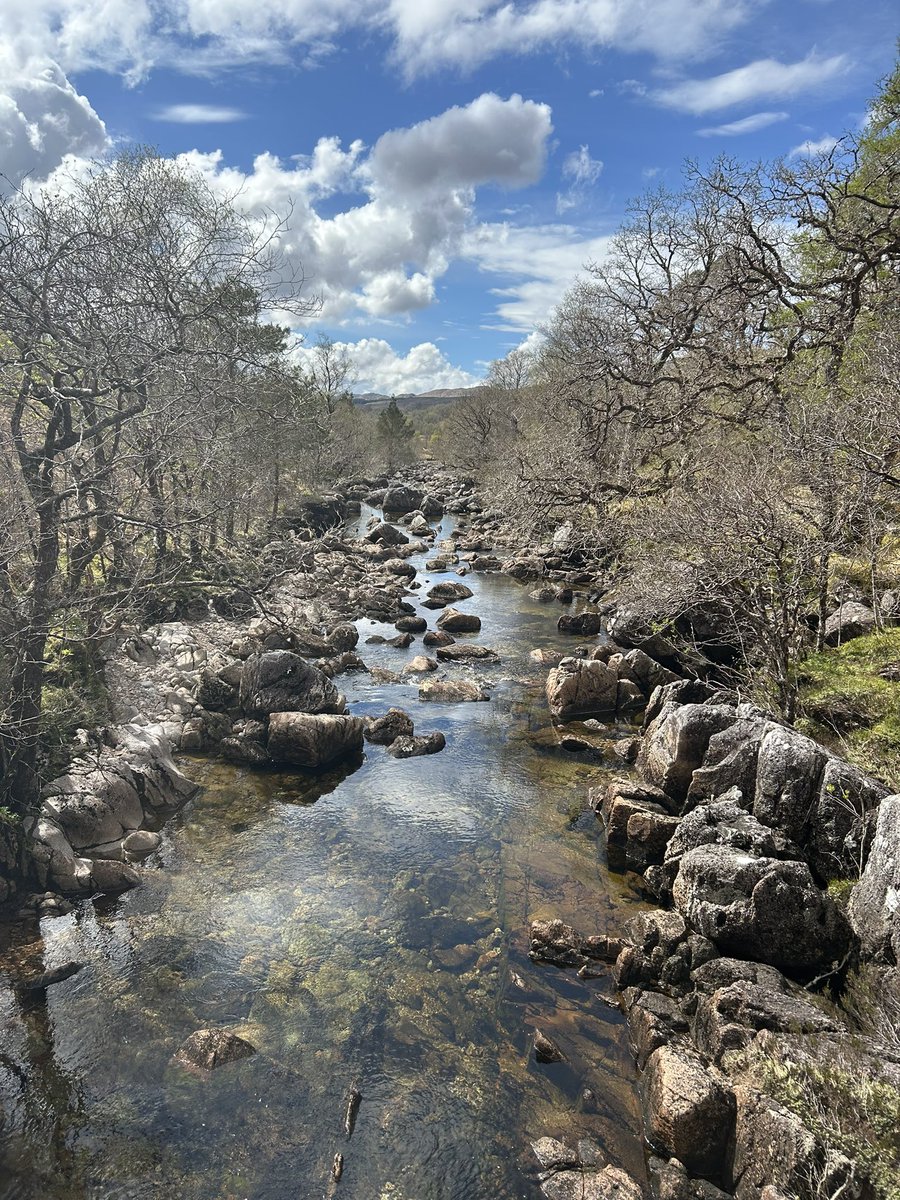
<box><xmin>546</xmin><ymin>658</ymin><xmax>619</xmax><ymax>720</ymax></box>
<box><xmin>267</xmin><ymin>713</ymin><xmax>364</xmax><ymax>768</ymax></box>
<box><xmin>122</xmin><ymin>830</ymin><xmax>162</xmax><ymax>857</ymax></box>
<box><xmin>364</xmin><ymin>708</ymin><xmax>414</xmax><ymax>745</ymax></box>
<box><xmin>849</xmin><ymin>794</ymin><xmax>900</xmax><ymax>962</ymax></box>
<box><xmin>541</xmin><ymin>1167</ymin><xmax>644</xmax><ymax>1200</ymax></box>
<box><xmin>427</xmin><ymin>581</ymin><xmax>474</xmax><ymax>605</ymax></box>
<box><xmin>530</xmin><ymin>586</ymin><xmax>557</xmax><ymax>602</ymax></box>
<box><xmin>641</xmin><ymin>1043</ymin><xmax>735</xmax><ymax>1177</ymax></box>
<box><xmin>239</xmin><ymin>651</ymin><xmax>343</xmax><ymax>720</ymax></box>
<box><xmin>558</xmin><ymin>611</ymin><xmax>604</xmax><ymax>636</ymax></box>
<box><xmin>382</xmin><ymin>485</ymin><xmax>424</xmax><ymax>513</ymax></box>
<box><xmin>435</xmin><ymin>644</ymin><xmax>500</xmax><ymax>663</ymax></box>
<box><xmin>196</xmin><ymin>669</ymin><xmax>237</xmax><ymax>713</ymax></box>
<box><xmin>693</xmin><ymin>980</ymin><xmax>839</xmax><ymax>1064</ymax></box>
<box><xmin>395</xmin><ymin>615</ymin><xmax>428</xmax><ymax>633</ymax></box>
<box><xmin>388</xmin><ymin>732</ymin><xmax>447</xmax><ymax>758</ymax></box>
<box><xmin>533</xmin><ymin>1028</ymin><xmax>565</xmax><ymax>1062</ymax></box>
<box><xmin>423</xmin><ymin>630</ymin><xmax>455</xmax><ymax>648</ymax></box>
<box><xmin>366</xmin><ymin>522</ymin><xmax>409</xmax><ymax>547</ymax></box>
<box><xmin>627</xmin><ymin>990</ymin><xmax>690</xmax><ymax>1069</ymax></box>
<box><xmin>436</xmin><ymin>607</ymin><xmax>482</xmax><ymax>633</ymax></box>
<box><xmin>824</xmin><ymin>601</ymin><xmax>877</xmax><ymax>646</ymax></box>
<box><xmin>672</xmin><ymin>847</ymin><xmax>851</xmax><ymax>978</ymax></box>
<box><xmin>811</xmin><ymin>758</ymin><xmax>889</xmax><ymax>879</ymax></box>
<box><xmin>418</xmin><ymin>679</ymin><xmax>489</xmax><ymax>703</ymax></box>
<box><xmin>664</xmin><ymin>798</ymin><xmax>800</xmax><ymax>874</ymax></box>
<box><xmin>752</xmin><ymin>725</ymin><xmax>827</xmax><ymax>845</ymax></box>
<box><xmin>173</xmin><ymin>1029</ymin><xmax>256</xmax><ymax>1073</ymax></box>
<box><xmin>402</xmin><ymin>655</ymin><xmax>438</xmax><ymax>674</ymax></box>
<box><xmin>638</xmin><ymin>703</ymin><xmax>739</xmax><ymax>807</ymax></box>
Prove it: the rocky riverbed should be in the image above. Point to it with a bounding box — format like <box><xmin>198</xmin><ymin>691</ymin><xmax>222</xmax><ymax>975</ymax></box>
<box><xmin>1</xmin><ymin>464</ymin><xmax>899</xmax><ymax>1200</ymax></box>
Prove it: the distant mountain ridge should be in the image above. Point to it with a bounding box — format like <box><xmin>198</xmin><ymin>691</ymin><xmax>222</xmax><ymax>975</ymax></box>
<box><xmin>353</xmin><ymin>386</ymin><xmax>481</xmax><ymax>411</ymax></box>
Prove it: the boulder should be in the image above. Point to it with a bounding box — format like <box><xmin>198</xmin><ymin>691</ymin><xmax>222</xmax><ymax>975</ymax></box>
<box><xmin>672</xmin><ymin>847</ymin><xmax>851</xmax><ymax>978</ymax></box>
<box><xmin>395</xmin><ymin>615</ymin><xmax>428</xmax><ymax>633</ymax></box>
<box><xmin>423</xmin><ymin>630</ymin><xmax>455</xmax><ymax>648</ymax></box>
<box><xmin>541</xmin><ymin>1167</ymin><xmax>644</xmax><ymax>1200</ymax></box>
<box><xmin>752</xmin><ymin>725</ymin><xmax>827</xmax><ymax>845</ymax></box>
<box><xmin>664</xmin><ymin>797</ymin><xmax>800</xmax><ymax>876</ymax></box>
<box><xmin>364</xmin><ymin>708</ymin><xmax>414</xmax><ymax>745</ymax></box>
<box><xmin>824</xmin><ymin>601</ymin><xmax>877</xmax><ymax>647</ymax></box>
<box><xmin>533</xmin><ymin>1028</ymin><xmax>565</xmax><ymax>1063</ymax></box>
<box><xmin>546</xmin><ymin>658</ymin><xmax>618</xmax><ymax>720</ymax></box>
<box><xmin>388</xmin><ymin>732</ymin><xmax>446</xmax><ymax>758</ymax></box>
<box><xmin>435</xmin><ymin>644</ymin><xmax>499</xmax><ymax>663</ymax></box>
<box><xmin>267</xmin><ymin>713</ymin><xmax>364</xmax><ymax>768</ymax></box>
<box><xmin>810</xmin><ymin>757</ymin><xmax>889</xmax><ymax>879</ymax></box>
<box><xmin>402</xmin><ymin>655</ymin><xmax>438</xmax><ymax>674</ymax></box>
<box><xmin>557</xmin><ymin>611</ymin><xmax>603</xmax><ymax>636</ymax></box>
<box><xmin>239</xmin><ymin>651</ymin><xmax>344</xmax><ymax>720</ymax></box>
<box><xmin>382</xmin><ymin>485</ymin><xmax>424</xmax><ymax>513</ymax></box>
<box><xmin>437</xmin><ymin>607</ymin><xmax>481</xmax><ymax>633</ymax></box>
<box><xmin>849</xmin><ymin>794</ymin><xmax>900</xmax><ymax>962</ymax></box>
<box><xmin>366</xmin><ymin>522</ymin><xmax>409</xmax><ymax>547</ymax></box>
<box><xmin>173</xmin><ymin>1029</ymin><xmax>256</xmax><ymax>1073</ymax></box>
<box><xmin>638</xmin><ymin>704</ymin><xmax>739</xmax><ymax>808</ymax></box>
<box><xmin>427</xmin><ymin>581</ymin><xmax>474</xmax><ymax>605</ymax></box>
<box><xmin>641</xmin><ymin>1043</ymin><xmax>735</xmax><ymax>1177</ymax></box>
<box><xmin>693</xmin><ymin>979</ymin><xmax>839</xmax><ymax>1064</ymax></box>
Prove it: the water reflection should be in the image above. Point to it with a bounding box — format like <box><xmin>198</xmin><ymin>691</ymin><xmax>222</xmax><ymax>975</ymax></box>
<box><xmin>0</xmin><ymin>505</ymin><xmax>649</xmax><ymax>1200</ymax></box>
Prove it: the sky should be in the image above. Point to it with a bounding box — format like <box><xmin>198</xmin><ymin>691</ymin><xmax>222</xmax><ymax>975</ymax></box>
<box><xmin>1</xmin><ymin>2</ymin><xmax>896</xmax><ymax>394</ymax></box>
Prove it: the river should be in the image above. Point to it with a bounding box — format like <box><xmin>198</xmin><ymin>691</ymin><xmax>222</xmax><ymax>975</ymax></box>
<box><xmin>0</xmin><ymin>505</ymin><xmax>648</xmax><ymax>1200</ymax></box>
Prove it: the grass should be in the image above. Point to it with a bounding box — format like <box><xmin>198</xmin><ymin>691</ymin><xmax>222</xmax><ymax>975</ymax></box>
<box><xmin>797</xmin><ymin>628</ymin><xmax>900</xmax><ymax>789</ymax></box>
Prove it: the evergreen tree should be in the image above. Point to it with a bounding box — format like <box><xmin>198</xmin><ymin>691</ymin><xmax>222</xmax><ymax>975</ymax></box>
<box><xmin>376</xmin><ymin>397</ymin><xmax>416</xmax><ymax>472</ymax></box>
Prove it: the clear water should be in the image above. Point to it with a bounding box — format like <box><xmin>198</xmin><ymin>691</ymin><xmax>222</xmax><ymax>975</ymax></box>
<box><xmin>0</xmin><ymin>508</ymin><xmax>649</xmax><ymax>1200</ymax></box>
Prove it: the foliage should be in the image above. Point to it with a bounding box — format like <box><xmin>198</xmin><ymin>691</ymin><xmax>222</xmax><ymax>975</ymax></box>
<box><xmin>376</xmin><ymin>397</ymin><xmax>416</xmax><ymax>472</ymax></box>
<box><xmin>798</xmin><ymin>629</ymin><xmax>900</xmax><ymax>787</ymax></box>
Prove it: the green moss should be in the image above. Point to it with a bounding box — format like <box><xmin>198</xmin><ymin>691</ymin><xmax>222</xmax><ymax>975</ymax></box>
<box><xmin>798</xmin><ymin>629</ymin><xmax>900</xmax><ymax>787</ymax></box>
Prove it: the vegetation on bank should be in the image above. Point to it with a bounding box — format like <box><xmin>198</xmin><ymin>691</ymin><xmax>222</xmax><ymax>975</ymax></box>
<box><xmin>798</xmin><ymin>629</ymin><xmax>900</xmax><ymax>787</ymax></box>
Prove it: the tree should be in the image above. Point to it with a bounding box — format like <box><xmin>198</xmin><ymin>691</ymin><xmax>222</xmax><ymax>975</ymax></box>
<box><xmin>376</xmin><ymin>397</ymin><xmax>415</xmax><ymax>473</ymax></box>
<box><xmin>0</xmin><ymin>149</ymin><xmax>309</xmax><ymax>816</ymax></box>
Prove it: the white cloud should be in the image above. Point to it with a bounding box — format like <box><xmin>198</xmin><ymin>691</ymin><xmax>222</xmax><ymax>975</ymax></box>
<box><xmin>0</xmin><ymin>56</ymin><xmax>108</xmax><ymax>185</ymax></box>
<box><xmin>463</xmin><ymin>221</ymin><xmax>614</xmax><ymax>330</ymax></box>
<box><xmin>296</xmin><ymin>337</ymin><xmax>479</xmax><ymax>393</ymax></box>
<box><xmin>656</xmin><ymin>53</ymin><xmax>849</xmax><ymax>114</ymax></box>
<box><xmin>153</xmin><ymin>103</ymin><xmax>248</xmax><ymax>122</ymax></box>
<box><xmin>175</xmin><ymin>93</ymin><xmax>555</xmax><ymax>324</ymax></box>
<box><xmin>556</xmin><ymin>143</ymin><xmax>603</xmax><ymax>213</ymax></box>
<box><xmin>789</xmin><ymin>134</ymin><xmax>839</xmax><ymax>157</ymax></box>
<box><xmin>697</xmin><ymin>110</ymin><xmax>788</xmax><ymax>136</ymax></box>
<box><xmin>368</xmin><ymin>92</ymin><xmax>551</xmax><ymax>194</ymax></box>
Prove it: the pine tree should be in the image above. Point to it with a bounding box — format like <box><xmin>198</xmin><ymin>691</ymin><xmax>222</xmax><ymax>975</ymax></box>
<box><xmin>376</xmin><ymin>397</ymin><xmax>416</xmax><ymax>472</ymax></box>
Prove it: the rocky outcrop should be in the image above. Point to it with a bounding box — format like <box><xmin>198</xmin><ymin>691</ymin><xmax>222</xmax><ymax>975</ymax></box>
<box><xmin>823</xmin><ymin>601</ymin><xmax>877</xmax><ymax>646</ymax></box>
<box><xmin>641</xmin><ymin>1043</ymin><xmax>735</xmax><ymax>1176</ymax></box>
<box><xmin>848</xmin><ymin>794</ymin><xmax>900</xmax><ymax>962</ymax></box>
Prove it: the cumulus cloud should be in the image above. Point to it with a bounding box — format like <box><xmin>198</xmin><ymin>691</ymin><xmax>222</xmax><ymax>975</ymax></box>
<box><xmin>368</xmin><ymin>93</ymin><xmax>551</xmax><ymax>194</ymax></box>
<box><xmin>295</xmin><ymin>337</ymin><xmax>478</xmax><ymax>394</ymax></box>
<box><xmin>175</xmin><ymin>93</ymin><xmax>554</xmax><ymax>323</ymax></box>
<box><xmin>789</xmin><ymin>134</ymin><xmax>839</xmax><ymax>157</ymax></box>
<box><xmin>153</xmin><ymin>103</ymin><xmax>248</xmax><ymax>122</ymax></box>
<box><xmin>697</xmin><ymin>110</ymin><xmax>788</xmax><ymax>136</ymax></box>
<box><xmin>656</xmin><ymin>53</ymin><xmax>848</xmax><ymax>114</ymax></box>
<box><xmin>0</xmin><ymin>56</ymin><xmax>109</xmax><ymax>184</ymax></box>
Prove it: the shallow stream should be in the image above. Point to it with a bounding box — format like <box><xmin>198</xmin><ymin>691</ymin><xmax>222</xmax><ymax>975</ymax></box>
<box><xmin>0</xmin><ymin>507</ymin><xmax>649</xmax><ymax>1200</ymax></box>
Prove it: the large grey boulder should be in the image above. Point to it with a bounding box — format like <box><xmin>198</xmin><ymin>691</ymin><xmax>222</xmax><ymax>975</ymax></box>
<box><xmin>824</xmin><ymin>601</ymin><xmax>877</xmax><ymax>646</ymax></box>
<box><xmin>382</xmin><ymin>484</ymin><xmax>424</xmax><ymax>513</ymax></box>
<box><xmin>545</xmin><ymin>658</ymin><xmax>619</xmax><ymax>720</ymax></box>
<box><xmin>267</xmin><ymin>712</ymin><xmax>364</xmax><ymax>768</ymax></box>
<box><xmin>672</xmin><ymin>846</ymin><xmax>851</xmax><ymax>978</ymax></box>
<box><xmin>810</xmin><ymin>757</ymin><xmax>888</xmax><ymax>879</ymax></box>
<box><xmin>637</xmin><ymin>703</ymin><xmax>738</xmax><ymax>807</ymax></box>
<box><xmin>427</xmin><ymin>580</ymin><xmax>474</xmax><ymax>606</ymax></box>
<box><xmin>693</xmin><ymin>980</ymin><xmax>839</xmax><ymax>1063</ymax></box>
<box><xmin>849</xmin><ymin>795</ymin><xmax>900</xmax><ymax>962</ymax></box>
<box><xmin>685</xmin><ymin>716</ymin><xmax>771</xmax><ymax>808</ymax></box>
<box><xmin>752</xmin><ymin>725</ymin><xmax>827</xmax><ymax>845</ymax></box>
<box><xmin>366</xmin><ymin>521</ymin><xmax>409</xmax><ymax>547</ymax></box>
<box><xmin>239</xmin><ymin>651</ymin><xmax>344</xmax><ymax>720</ymax></box>
<box><xmin>437</xmin><ymin>607</ymin><xmax>481</xmax><ymax>633</ymax></box>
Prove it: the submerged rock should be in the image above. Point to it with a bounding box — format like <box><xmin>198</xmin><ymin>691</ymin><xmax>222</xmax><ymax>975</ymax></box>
<box><xmin>173</xmin><ymin>1029</ymin><xmax>256</xmax><ymax>1073</ymax></box>
<box><xmin>435</xmin><ymin>644</ymin><xmax>500</xmax><ymax>663</ymax></box>
<box><xmin>418</xmin><ymin>679</ymin><xmax>489</xmax><ymax>703</ymax></box>
<box><xmin>533</xmin><ymin>1028</ymin><xmax>565</xmax><ymax>1063</ymax></box>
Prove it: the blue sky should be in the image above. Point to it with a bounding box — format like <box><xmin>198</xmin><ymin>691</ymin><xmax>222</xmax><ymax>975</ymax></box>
<box><xmin>1</xmin><ymin>1</ymin><xmax>896</xmax><ymax>392</ymax></box>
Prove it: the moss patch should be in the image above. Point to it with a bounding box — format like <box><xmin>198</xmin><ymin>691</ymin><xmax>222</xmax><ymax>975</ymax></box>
<box><xmin>797</xmin><ymin>629</ymin><xmax>900</xmax><ymax>788</ymax></box>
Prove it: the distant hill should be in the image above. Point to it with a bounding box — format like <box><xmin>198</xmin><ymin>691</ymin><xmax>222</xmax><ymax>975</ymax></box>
<box><xmin>353</xmin><ymin>386</ymin><xmax>481</xmax><ymax>412</ymax></box>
